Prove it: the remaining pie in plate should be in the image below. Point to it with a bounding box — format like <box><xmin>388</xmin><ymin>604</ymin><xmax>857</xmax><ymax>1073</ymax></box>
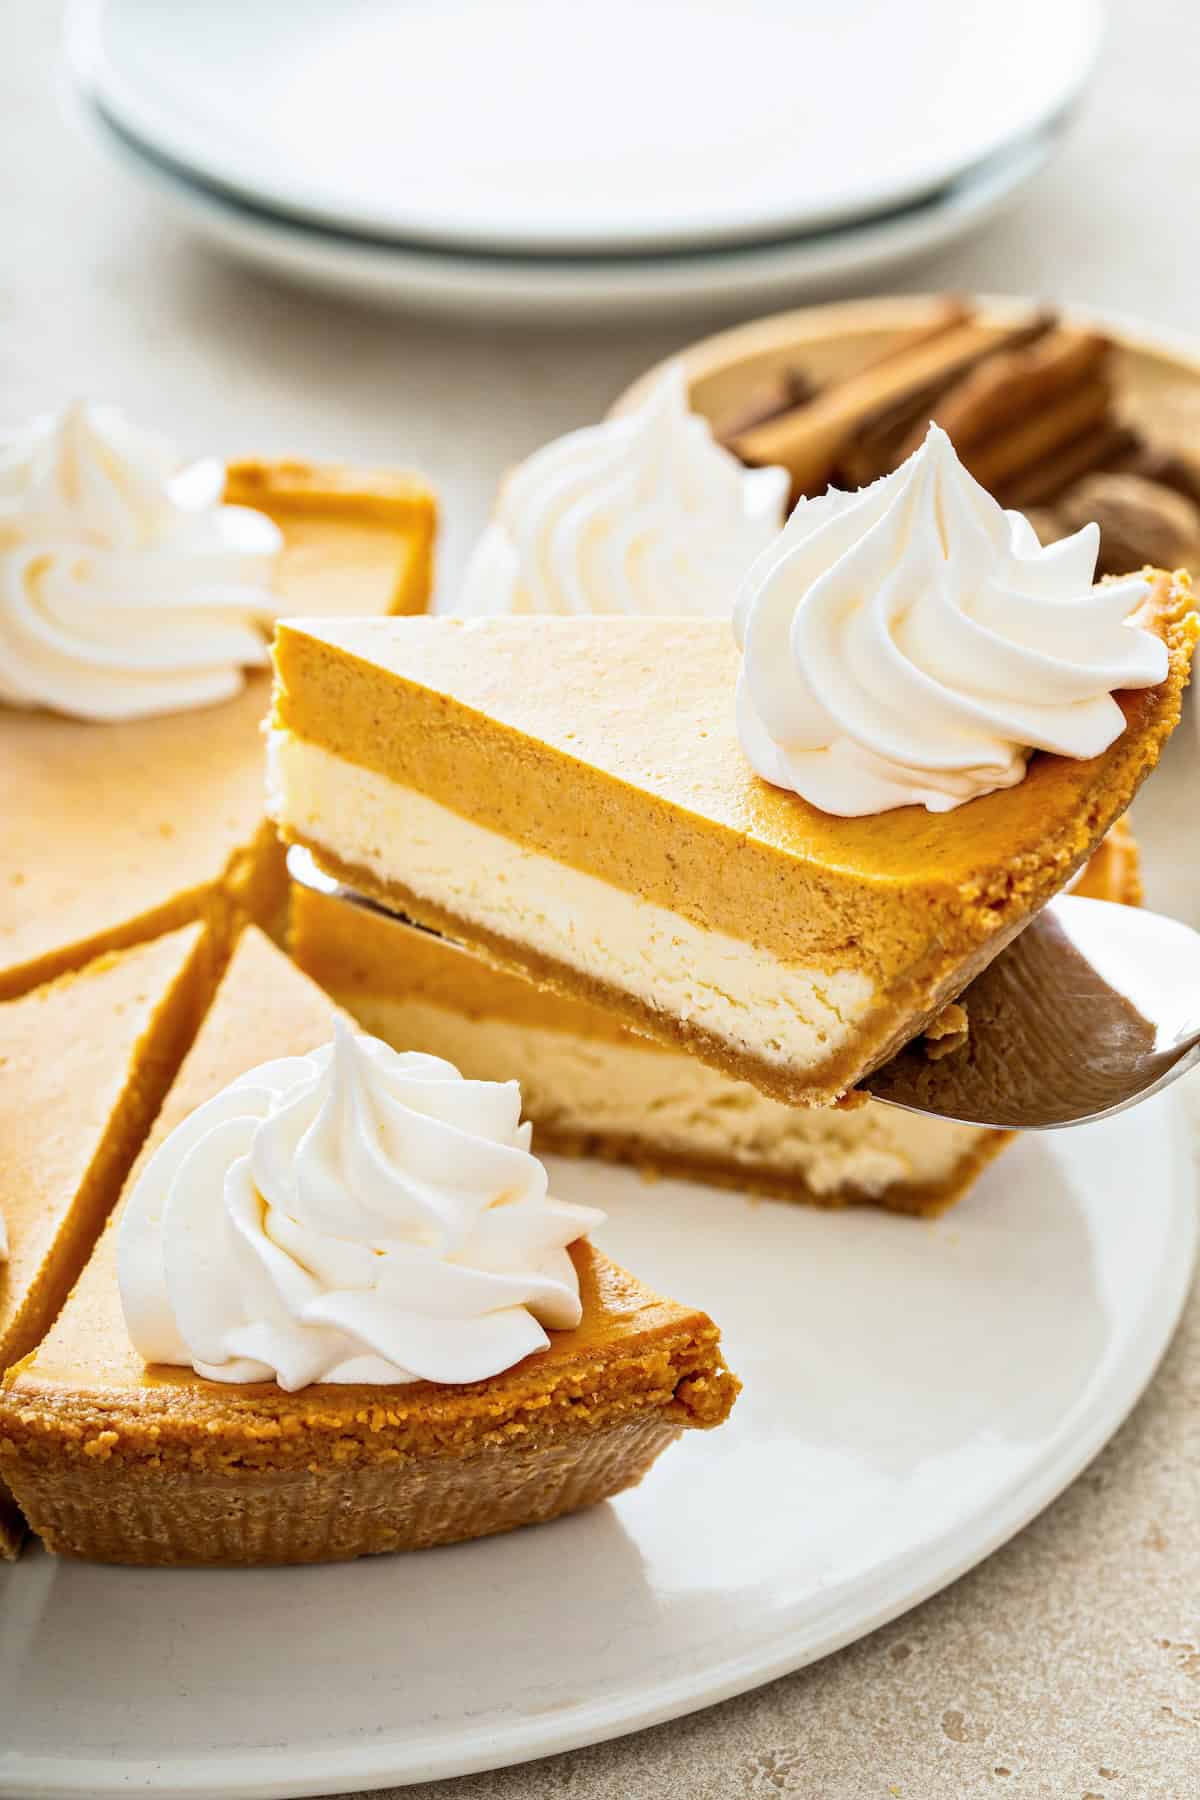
<box><xmin>0</xmin><ymin>923</ymin><xmax>213</xmax><ymax>1557</ymax></box>
<box><xmin>0</xmin><ymin>928</ymin><xmax>738</xmax><ymax>1566</ymax></box>
<box><xmin>266</xmin><ymin>582</ymin><xmax>1193</xmax><ymax>1108</ymax></box>
<box><xmin>287</xmin><ymin>823</ymin><xmax>1139</xmax><ymax>1216</ymax></box>
<box><xmin>1</xmin><ymin>455</ymin><xmax>434</xmax><ymax>1002</ymax></box>
<box><xmin>224</xmin><ymin>459</ymin><xmax>435</xmax><ymax>622</ymax></box>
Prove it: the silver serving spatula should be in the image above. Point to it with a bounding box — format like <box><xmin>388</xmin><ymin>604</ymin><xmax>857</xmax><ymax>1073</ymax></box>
<box><xmin>289</xmin><ymin>850</ymin><xmax>1200</xmax><ymax>1132</ymax></box>
<box><xmin>861</xmin><ymin>895</ymin><xmax>1200</xmax><ymax>1129</ymax></box>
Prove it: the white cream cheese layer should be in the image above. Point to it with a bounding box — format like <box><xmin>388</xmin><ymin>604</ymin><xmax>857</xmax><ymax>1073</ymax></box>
<box><xmin>339</xmin><ymin>992</ymin><xmax>983</xmax><ymax>1200</ymax></box>
<box><xmin>267</xmin><ymin>731</ymin><xmax>875</xmax><ymax>1073</ymax></box>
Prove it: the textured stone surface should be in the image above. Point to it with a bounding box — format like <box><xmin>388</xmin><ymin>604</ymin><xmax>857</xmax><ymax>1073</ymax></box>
<box><xmin>9</xmin><ymin>2</ymin><xmax>1200</xmax><ymax>1793</ymax></box>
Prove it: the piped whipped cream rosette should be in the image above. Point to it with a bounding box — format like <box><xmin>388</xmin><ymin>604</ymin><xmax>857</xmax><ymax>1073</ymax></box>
<box><xmin>457</xmin><ymin>362</ymin><xmax>788</xmax><ymax>617</ymax></box>
<box><xmin>118</xmin><ymin>1022</ymin><xmax>605</xmax><ymax>1391</ymax></box>
<box><xmin>734</xmin><ymin>424</ymin><xmax>1169</xmax><ymax>816</ymax></box>
<box><xmin>0</xmin><ymin>402</ymin><xmax>282</xmax><ymax>720</ymax></box>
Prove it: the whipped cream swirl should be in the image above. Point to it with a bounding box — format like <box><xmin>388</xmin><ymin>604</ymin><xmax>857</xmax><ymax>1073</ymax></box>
<box><xmin>456</xmin><ymin>363</ymin><xmax>788</xmax><ymax>617</ymax></box>
<box><xmin>0</xmin><ymin>402</ymin><xmax>282</xmax><ymax>721</ymax></box>
<box><xmin>734</xmin><ymin>425</ymin><xmax>1168</xmax><ymax>816</ymax></box>
<box><xmin>118</xmin><ymin>1023</ymin><xmax>603</xmax><ymax>1391</ymax></box>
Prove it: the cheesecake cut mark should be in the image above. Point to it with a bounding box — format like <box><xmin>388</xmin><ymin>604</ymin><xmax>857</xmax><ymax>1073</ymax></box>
<box><xmin>0</xmin><ymin>926</ymin><xmax>217</xmax><ymax>1555</ymax></box>
<box><xmin>0</xmin><ymin>808</ymin><xmax>283</xmax><ymax>1007</ymax></box>
<box><xmin>267</xmin><ymin>731</ymin><xmax>876</xmax><ymax>1072</ymax></box>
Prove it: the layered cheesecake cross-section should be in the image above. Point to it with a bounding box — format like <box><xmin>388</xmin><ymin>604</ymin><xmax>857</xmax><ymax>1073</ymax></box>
<box><xmin>289</xmin><ymin>877</ymin><xmax>1008</xmax><ymax>1215</ymax></box>
<box><xmin>268</xmin><ymin>589</ymin><xmax>1194</xmax><ymax>1107</ymax></box>
<box><xmin>289</xmin><ymin>822</ymin><xmax>1139</xmax><ymax>1218</ymax></box>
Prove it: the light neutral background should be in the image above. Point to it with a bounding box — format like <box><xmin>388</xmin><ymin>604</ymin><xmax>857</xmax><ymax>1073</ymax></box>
<box><xmin>8</xmin><ymin>3</ymin><xmax>1200</xmax><ymax>1795</ymax></box>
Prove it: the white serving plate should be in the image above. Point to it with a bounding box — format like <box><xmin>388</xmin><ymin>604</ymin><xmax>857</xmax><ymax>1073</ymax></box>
<box><xmin>67</xmin><ymin>88</ymin><xmax>1063</xmax><ymax>323</ymax></box>
<box><xmin>67</xmin><ymin>0</ymin><xmax>1101</xmax><ymax>255</ymax></box>
<box><xmin>1</xmin><ymin>1093</ymin><xmax>1193</xmax><ymax>1798</ymax></box>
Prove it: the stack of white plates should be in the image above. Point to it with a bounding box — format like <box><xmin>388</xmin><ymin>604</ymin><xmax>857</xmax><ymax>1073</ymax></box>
<box><xmin>66</xmin><ymin>0</ymin><xmax>1103</xmax><ymax>320</ymax></box>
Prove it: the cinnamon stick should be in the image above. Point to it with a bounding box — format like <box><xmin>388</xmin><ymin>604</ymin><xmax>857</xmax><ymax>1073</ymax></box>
<box><xmin>962</xmin><ymin>379</ymin><xmax>1112</xmax><ymax>492</ymax></box>
<box><xmin>716</xmin><ymin>368</ymin><xmax>816</xmax><ymax>443</ymax></box>
<box><xmin>836</xmin><ymin>312</ymin><xmax>1058</xmax><ymax>488</ymax></box>
<box><xmin>729</xmin><ymin>312</ymin><xmax>1053</xmax><ymax>492</ymax></box>
<box><xmin>848</xmin><ymin>296</ymin><xmax>973</xmax><ymax>376</ymax></box>
<box><xmin>997</xmin><ymin>422</ymin><xmax>1140</xmax><ymax>508</ymax></box>
<box><xmin>893</xmin><ymin>330</ymin><xmax>1112</xmax><ymax>464</ymax></box>
<box><xmin>714</xmin><ymin>305</ymin><xmax>972</xmax><ymax>451</ymax></box>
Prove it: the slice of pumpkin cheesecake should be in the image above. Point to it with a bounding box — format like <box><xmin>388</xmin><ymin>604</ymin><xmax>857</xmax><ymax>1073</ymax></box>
<box><xmin>0</xmin><ymin>923</ymin><xmax>214</xmax><ymax>1556</ymax></box>
<box><xmin>1</xmin><ymin>413</ymin><xmax>435</xmax><ymax>1004</ymax></box>
<box><xmin>0</xmin><ymin>927</ymin><xmax>737</xmax><ymax>1566</ymax></box>
<box><xmin>266</xmin><ymin>571</ymin><xmax>1193</xmax><ymax>1108</ymax></box>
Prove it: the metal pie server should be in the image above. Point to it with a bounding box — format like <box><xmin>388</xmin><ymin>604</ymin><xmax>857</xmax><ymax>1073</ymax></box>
<box><xmin>289</xmin><ymin>849</ymin><xmax>1200</xmax><ymax>1132</ymax></box>
<box><xmin>861</xmin><ymin>895</ymin><xmax>1200</xmax><ymax>1129</ymax></box>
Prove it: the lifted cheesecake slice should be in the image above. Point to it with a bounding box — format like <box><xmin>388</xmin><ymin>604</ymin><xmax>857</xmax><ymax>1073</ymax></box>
<box><xmin>0</xmin><ymin>928</ymin><xmax>737</xmax><ymax>1567</ymax></box>
<box><xmin>267</xmin><ymin>590</ymin><xmax>1193</xmax><ymax>1107</ymax></box>
<box><xmin>0</xmin><ymin>923</ymin><xmax>214</xmax><ymax>1556</ymax></box>
<box><xmin>288</xmin><ymin>824</ymin><xmax>1139</xmax><ymax>1217</ymax></box>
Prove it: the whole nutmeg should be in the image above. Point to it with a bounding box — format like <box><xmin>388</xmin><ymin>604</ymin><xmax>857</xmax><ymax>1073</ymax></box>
<box><xmin>1057</xmin><ymin>472</ymin><xmax>1200</xmax><ymax>576</ymax></box>
<box><xmin>1023</xmin><ymin>505</ymin><xmax>1069</xmax><ymax>548</ymax></box>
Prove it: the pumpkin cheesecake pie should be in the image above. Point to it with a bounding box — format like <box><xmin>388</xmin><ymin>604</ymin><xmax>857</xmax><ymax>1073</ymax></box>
<box><xmin>288</xmin><ymin>823</ymin><xmax>1139</xmax><ymax>1215</ymax></box>
<box><xmin>1</xmin><ymin>405</ymin><xmax>435</xmax><ymax>1001</ymax></box>
<box><xmin>0</xmin><ymin>927</ymin><xmax>738</xmax><ymax>1566</ymax></box>
<box><xmin>267</xmin><ymin>563</ymin><xmax>1192</xmax><ymax>1108</ymax></box>
<box><xmin>224</xmin><ymin>457</ymin><xmax>434</xmax><ymax>621</ymax></box>
<box><xmin>0</xmin><ymin>923</ymin><xmax>213</xmax><ymax>1556</ymax></box>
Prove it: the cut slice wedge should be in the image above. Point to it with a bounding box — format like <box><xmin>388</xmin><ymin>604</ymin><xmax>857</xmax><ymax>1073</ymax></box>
<box><xmin>0</xmin><ymin>928</ymin><xmax>737</xmax><ymax>1566</ymax></box>
<box><xmin>267</xmin><ymin>582</ymin><xmax>1194</xmax><ymax>1106</ymax></box>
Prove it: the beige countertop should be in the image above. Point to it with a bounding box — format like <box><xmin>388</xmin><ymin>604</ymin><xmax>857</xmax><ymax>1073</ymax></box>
<box><xmin>10</xmin><ymin>2</ymin><xmax>1200</xmax><ymax>1793</ymax></box>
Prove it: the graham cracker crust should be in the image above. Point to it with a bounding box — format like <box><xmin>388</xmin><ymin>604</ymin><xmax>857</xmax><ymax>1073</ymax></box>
<box><xmin>0</xmin><ymin>1239</ymin><xmax>738</xmax><ymax>1566</ymax></box>
<box><xmin>9</xmin><ymin>1411</ymin><xmax>680</xmax><ymax>1567</ymax></box>
<box><xmin>533</xmin><ymin>1120</ymin><xmax>1016</xmax><ymax>1220</ymax></box>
